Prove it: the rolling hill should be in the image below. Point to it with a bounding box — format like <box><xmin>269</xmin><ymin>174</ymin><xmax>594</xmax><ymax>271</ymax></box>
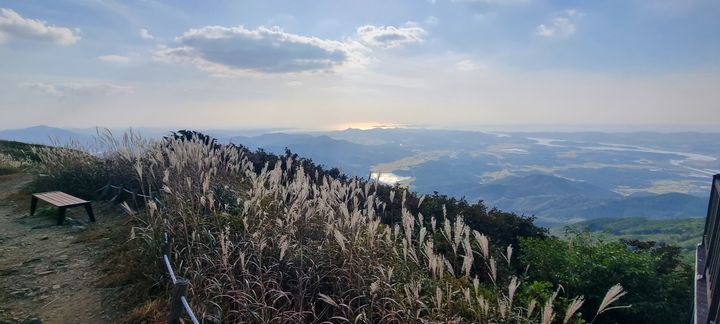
<box><xmin>0</xmin><ymin>125</ymin><xmax>91</xmax><ymax>146</ymax></box>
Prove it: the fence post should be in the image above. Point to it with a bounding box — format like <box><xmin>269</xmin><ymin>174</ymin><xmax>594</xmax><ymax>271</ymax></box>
<box><xmin>98</xmin><ymin>182</ymin><xmax>111</xmax><ymax>199</ymax></box>
<box><xmin>111</xmin><ymin>185</ymin><xmax>124</xmax><ymax>203</ymax></box>
<box><xmin>169</xmin><ymin>277</ymin><xmax>189</xmax><ymax>324</ymax></box>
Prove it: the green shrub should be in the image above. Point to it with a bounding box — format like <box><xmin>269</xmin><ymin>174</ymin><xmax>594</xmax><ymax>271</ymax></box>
<box><xmin>519</xmin><ymin>232</ymin><xmax>692</xmax><ymax>323</ymax></box>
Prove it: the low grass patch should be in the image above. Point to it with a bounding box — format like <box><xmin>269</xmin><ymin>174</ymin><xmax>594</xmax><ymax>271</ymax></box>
<box><xmin>74</xmin><ymin>203</ymin><xmax>168</xmax><ymax>323</ymax></box>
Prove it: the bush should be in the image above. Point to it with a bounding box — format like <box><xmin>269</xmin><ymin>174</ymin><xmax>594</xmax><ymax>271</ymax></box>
<box><xmin>519</xmin><ymin>232</ymin><xmax>692</xmax><ymax>323</ymax></box>
<box><xmin>31</xmin><ymin>145</ymin><xmax>108</xmax><ymax>199</ymax></box>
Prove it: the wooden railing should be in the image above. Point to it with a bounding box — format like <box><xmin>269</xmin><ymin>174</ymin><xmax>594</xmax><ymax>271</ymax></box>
<box><xmin>97</xmin><ymin>183</ymin><xmax>199</xmax><ymax>324</ymax></box>
<box><xmin>161</xmin><ymin>224</ymin><xmax>200</xmax><ymax>324</ymax></box>
<box><xmin>693</xmin><ymin>174</ymin><xmax>720</xmax><ymax>324</ymax></box>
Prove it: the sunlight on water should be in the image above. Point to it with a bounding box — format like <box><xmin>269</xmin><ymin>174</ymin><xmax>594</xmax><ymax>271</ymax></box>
<box><xmin>370</xmin><ymin>172</ymin><xmax>412</xmax><ymax>185</ymax></box>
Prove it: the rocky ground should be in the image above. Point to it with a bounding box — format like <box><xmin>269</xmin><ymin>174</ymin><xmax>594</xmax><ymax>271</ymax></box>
<box><xmin>0</xmin><ymin>173</ymin><xmax>126</xmax><ymax>323</ymax></box>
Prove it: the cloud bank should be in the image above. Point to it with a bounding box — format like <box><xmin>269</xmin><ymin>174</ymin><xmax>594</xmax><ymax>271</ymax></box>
<box><xmin>20</xmin><ymin>82</ymin><xmax>133</xmax><ymax>97</ymax></box>
<box><xmin>155</xmin><ymin>25</ymin><xmax>366</xmax><ymax>76</ymax></box>
<box><xmin>98</xmin><ymin>54</ymin><xmax>131</xmax><ymax>63</ymax></box>
<box><xmin>356</xmin><ymin>25</ymin><xmax>426</xmax><ymax>48</ymax></box>
<box><xmin>0</xmin><ymin>8</ymin><xmax>79</xmax><ymax>45</ymax></box>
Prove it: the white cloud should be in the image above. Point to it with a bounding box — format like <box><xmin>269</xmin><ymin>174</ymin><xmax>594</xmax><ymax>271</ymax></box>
<box><xmin>155</xmin><ymin>25</ymin><xmax>366</xmax><ymax>76</ymax></box>
<box><xmin>424</xmin><ymin>16</ymin><xmax>439</xmax><ymax>25</ymax></box>
<box><xmin>98</xmin><ymin>54</ymin><xmax>131</xmax><ymax>63</ymax></box>
<box><xmin>0</xmin><ymin>8</ymin><xmax>79</xmax><ymax>45</ymax></box>
<box><xmin>140</xmin><ymin>28</ymin><xmax>154</xmax><ymax>40</ymax></box>
<box><xmin>19</xmin><ymin>82</ymin><xmax>133</xmax><ymax>97</ymax></box>
<box><xmin>356</xmin><ymin>25</ymin><xmax>426</xmax><ymax>48</ymax></box>
<box><xmin>536</xmin><ymin>9</ymin><xmax>582</xmax><ymax>38</ymax></box>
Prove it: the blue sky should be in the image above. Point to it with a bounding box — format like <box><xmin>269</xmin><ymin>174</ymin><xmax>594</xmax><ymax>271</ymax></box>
<box><xmin>0</xmin><ymin>0</ymin><xmax>718</xmax><ymax>130</ymax></box>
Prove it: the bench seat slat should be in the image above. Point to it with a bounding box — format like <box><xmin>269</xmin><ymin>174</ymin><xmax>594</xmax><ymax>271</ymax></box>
<box><xmin>33</xmin><ymin>191</ymin><xmax>88</xmax><ymax>207</ymax></box>
<box><xmin>44</xmin><ymin>194</ymin><xmax>69</xmax><ymax>205</ymax></box>
<box><xmin>45</xmin><ymin>193</ymin><xmax>87</xmax><ymax>206</ymax></box>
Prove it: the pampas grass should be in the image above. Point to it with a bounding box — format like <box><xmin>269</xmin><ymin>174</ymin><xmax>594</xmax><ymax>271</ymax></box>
<box><xmin>563</xmin><ymin>296</ymin><xmax>585</xmax><ymax>324</ymax></box>
<box><xmin>33</xmin><ymin>131</ymin><xmax>631</xmax><ymax>323</ymax></box>
<box><xmin>592</xmin><ymin>284</ymin><xmax>630</xmax><ymax>323</ymax></box>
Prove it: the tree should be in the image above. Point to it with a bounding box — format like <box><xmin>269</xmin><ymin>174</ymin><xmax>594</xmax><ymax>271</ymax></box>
<box><xmin>519</xmin><ymin>232</ymin><xmax>693</xmax><ymax>323</ymax></box>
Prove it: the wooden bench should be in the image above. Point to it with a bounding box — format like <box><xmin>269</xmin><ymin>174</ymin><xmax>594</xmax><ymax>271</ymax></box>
<box><xmin>30</xmin><ymin>191</ymin><xmax>96</xmax><ymax>225</ymax></box>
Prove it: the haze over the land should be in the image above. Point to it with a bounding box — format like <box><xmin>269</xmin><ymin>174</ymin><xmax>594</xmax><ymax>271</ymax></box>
<box><xmin>1</xmin><ymin>1</ymin><xmax>719</xmax><ymax>130</ymax></box>
<box><xmin>1</xmin><ymin>125</ymin><xmax>717</xmax><ymax>226</ymax></box>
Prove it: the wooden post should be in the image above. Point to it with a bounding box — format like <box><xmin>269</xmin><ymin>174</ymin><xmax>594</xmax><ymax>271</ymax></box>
<box><xmin>84</xmin><ymin>203</ymin><xmax>96</xmax><ymax>222</ymax></box>
<box><xmin>169</xmin><ymin>277</ymin><xmax>189</xmax><ymax>324</ymax></box>
<box><xmin>57</xmin><ymin>206</ymin><xmax>67</xmax><ymax>226</ymax></box>
<box><xmin>114</xmin><ymin>185</ymin><xmax>125</xmax><ymax>203</ymax></box>
<box><xmin>30</xmin><ymin>196</ymin><xmax>38</xmax><ymax>216</ymax></box>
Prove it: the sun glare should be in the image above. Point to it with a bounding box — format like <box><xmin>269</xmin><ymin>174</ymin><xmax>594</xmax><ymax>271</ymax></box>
<box><xmin>332</xmin><ymin>122</ymin><xmax>401</xmax><ymax>130</ymax></box>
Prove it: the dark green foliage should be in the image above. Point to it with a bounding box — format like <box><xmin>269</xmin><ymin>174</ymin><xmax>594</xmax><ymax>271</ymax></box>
<box><xmin>519</xmin><ymin>232</ymin><xmax>693</xmax><ymax>324</ymax></box>
<box><xmin>415</xmin><ymin>192</ymin><xmax>546</xmax><ymax>250</ymax></box>
<box><xmin>563</xmin><ymin>217</ymin><xmax>704</xmax><ymax>262</ymax></box>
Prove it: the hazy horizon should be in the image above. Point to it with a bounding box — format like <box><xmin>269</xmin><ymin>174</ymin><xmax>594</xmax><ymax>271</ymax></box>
<box><xmin>2</xmin><ymin>123</ymin><xmax>720</xmax><ymax>134</ymax></box>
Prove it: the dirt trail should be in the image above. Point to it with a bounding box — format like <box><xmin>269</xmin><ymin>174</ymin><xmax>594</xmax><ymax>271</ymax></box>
<box><xmin>0</xmin><ymin>173</ymin><xmax>122</xmax><ymax>323</ymax></box>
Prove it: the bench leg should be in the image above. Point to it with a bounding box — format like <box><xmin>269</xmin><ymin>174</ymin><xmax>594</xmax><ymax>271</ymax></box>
<box><xmin>30</xmin><ymin>196</ymin><xmax>38</xmax><ymax>216</ymax></box>
<box><xmin>84</xmin><ymin>204</ymin><xmax>96</xmax><ymax>223</ymax></box>
<box><xmin>57</xmin><ymin>207</ymin><xmax>67</xmax><ymax>226</ymax></box>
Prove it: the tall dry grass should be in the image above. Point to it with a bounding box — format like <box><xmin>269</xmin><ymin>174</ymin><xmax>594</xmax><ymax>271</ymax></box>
<box><xmin>0</xmin><ymin>152</ymin><xmax>31</xmax><ymax>175</ymax></box>
<box><xmin>34</xmin><ymin>132</ymin><xmax>628</xmax><ymax>323</ymax></box>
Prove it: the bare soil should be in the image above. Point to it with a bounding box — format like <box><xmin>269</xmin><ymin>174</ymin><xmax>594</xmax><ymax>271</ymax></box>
<box><xmin>0</xmin><ymin>173</ymin><xmax>126</xmax><ymax>324</ymax></box>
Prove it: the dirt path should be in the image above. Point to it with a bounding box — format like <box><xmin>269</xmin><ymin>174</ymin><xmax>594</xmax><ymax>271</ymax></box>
<box><xmin>0</xmin><ymin>173</ymin><xmax>123</xmax><ymax>324</ymax></box>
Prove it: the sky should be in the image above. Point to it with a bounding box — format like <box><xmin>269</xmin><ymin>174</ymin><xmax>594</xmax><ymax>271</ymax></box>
<box><xmin>0</xmin><ymin>0</ymin><xmax>719</xmax><ymax>131</ymax></box>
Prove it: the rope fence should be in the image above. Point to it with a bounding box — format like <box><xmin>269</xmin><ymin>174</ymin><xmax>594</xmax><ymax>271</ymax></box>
<box><xmin>97</xmin><ymin>183</ymin><xmax>199</xmax><ymax>324</ymax></box>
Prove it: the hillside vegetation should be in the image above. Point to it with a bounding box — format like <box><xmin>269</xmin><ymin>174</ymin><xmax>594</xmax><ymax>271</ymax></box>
<box><xmin>562</xmin><ymin>217</ymin><xmax>704</xmax><ymax>262</ymax></box>
<box><xmin>15</xmin><ymin>131</ymin><xmax>694</xmax><ymax>323</ymax></box>
<box><xmin>0</xmin><ymin>140</ymin><xmax>41</xmax><ymax>175</ymax></box>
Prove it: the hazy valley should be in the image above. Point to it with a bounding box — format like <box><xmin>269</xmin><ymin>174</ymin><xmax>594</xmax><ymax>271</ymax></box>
<box><xmin>2</xmin><ymin>126</ymin><xmax>717</xmax><ymax>227</ymax></box>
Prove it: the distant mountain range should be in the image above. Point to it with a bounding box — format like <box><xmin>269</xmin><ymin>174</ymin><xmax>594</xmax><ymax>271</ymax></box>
<box><xmin>220</xmin><ymin>133</ymin><xmax>411</xmax><ymax>176</ymax></box>
<box><xmin>2</xmin><ymin>125</ymin><xmax>716</xmax><ymax>226</ymax></box>
<box><xmin>0</xmin><ymin>125</ymin><xmax>93</xmax><ymax>145</ymax></box>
